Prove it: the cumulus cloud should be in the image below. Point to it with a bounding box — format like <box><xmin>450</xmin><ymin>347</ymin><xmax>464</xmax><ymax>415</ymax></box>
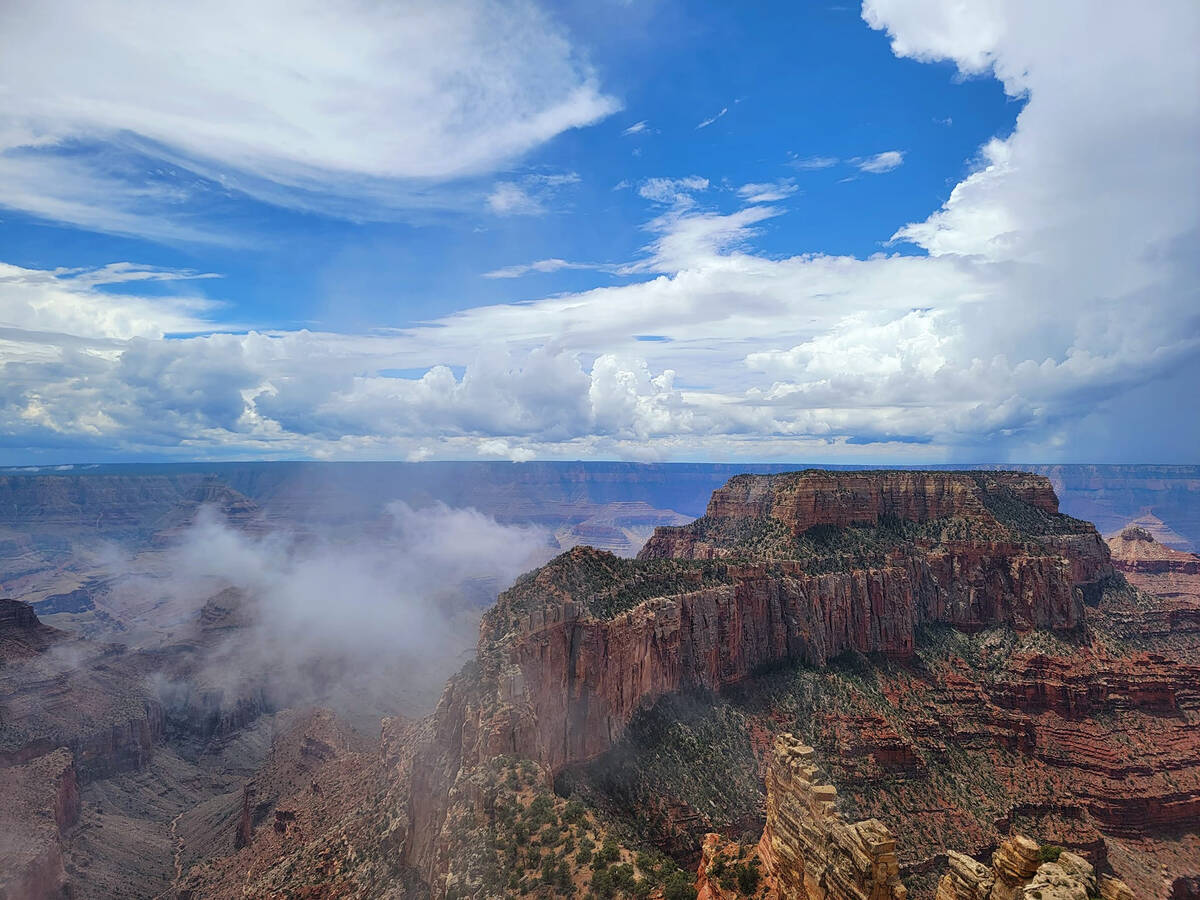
<box><xmin>0</xmin><ymin>0</ymin><xmax>617</xmax><ymax>232</ymax></box>
<box><xmin>0</xmin><ymin>261</ymin><xmax>221</xmax><ymax>343</ymax></box>
<box><xmin>2</xmin><ymin>1</ymin><xmax>1197</xmax><ymax>463</ymax></box>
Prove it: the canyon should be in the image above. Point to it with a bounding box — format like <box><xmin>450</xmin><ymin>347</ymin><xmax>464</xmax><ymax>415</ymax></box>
<box><xmin>397</xmin><ymin>470</ymin><xmax>1197</xmax><ymax>898</ymax></box>
<box><xmin>2</xmin><ymin>465</ymin><xmax>1198</xmax><ymax>898</ymax></box>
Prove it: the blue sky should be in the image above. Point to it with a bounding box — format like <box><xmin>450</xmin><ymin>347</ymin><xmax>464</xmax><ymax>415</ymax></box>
<box><xmin>0</xmin><ymin>0</ymin><xmax>1196</xmax><ymax>464</ymax></box>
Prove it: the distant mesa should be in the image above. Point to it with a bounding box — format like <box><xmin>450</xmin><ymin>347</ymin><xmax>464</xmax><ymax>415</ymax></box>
<box><xmin>1109</xmin><ymin>510</ymin><xmax>1192</xmax><ymax>551</ymax></box>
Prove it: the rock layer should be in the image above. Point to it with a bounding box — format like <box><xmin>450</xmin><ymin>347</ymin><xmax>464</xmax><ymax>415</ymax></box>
<box><xmin>403</xmin><ymin>471</ymin><xmax>1114</xmax><ymax>893</ymax></box>
<box><xmin>0</xmin><ymin>599</ymin><xmax>163</xmax><ymax>779</ymax></box>
<box><xmin>758</xmin><ymin>733</ymin><xmax>906</xmax><ymax>900</ymax></box>
<box><xmin>0</xmin><ymin>748</ymin><xmax>80</xmax><ymax>900</ymax></box>
<box><xmin>934</xmin><ymin>837</ymin><xmax>1134</xmax><ymax>900</ymax></box>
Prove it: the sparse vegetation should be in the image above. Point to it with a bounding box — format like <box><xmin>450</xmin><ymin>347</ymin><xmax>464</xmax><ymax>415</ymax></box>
<box><xmin>1037</xmin><ymin>844</ymin><xmax>1063</xmax><ymax>863</ymax></box>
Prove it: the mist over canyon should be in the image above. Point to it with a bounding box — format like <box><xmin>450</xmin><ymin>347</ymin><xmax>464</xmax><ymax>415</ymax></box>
<box><xmin>1</xmin><ymin>463</ymin><xmax>1198</xmax><ymax>899</ymax></box>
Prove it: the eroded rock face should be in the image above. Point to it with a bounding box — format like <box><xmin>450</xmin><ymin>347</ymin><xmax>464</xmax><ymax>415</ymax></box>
<box><xmin>933</xmin><ymin>838</ymin><xmax>1133</xmax><ymax>900</ymax></box>
<box><xmin>1108</xmin><ymin>526</ymin><xmax>1200</xmax><ymax>612</ymax></box>
<box><xmin>1109</xmin><ymin>526</ymin><xmax>1200</xmax><ymax>575</ymax></box>
<box><xmin>0</xmin><ymin>747</ymin><xmax>80</xmax><ymax>900</ymax></box>
<box><xmin>405</xmin><ymin>471</ymin><xmax>1114</xmax><ymax>893</ymax></box>
<box><xmin>758</xmin><ymin>733</ymin><xmax>906</xmax><ymax>900</ymax></box>
<box><xmin>0</xmin><ymin>600</ymin><xmax>164</xmax><ymax>778</ymax></box>
<box><xmin>682</xmin><ymin>471</ymin><xmax>1058</xmax><ymax>539</ymax></box>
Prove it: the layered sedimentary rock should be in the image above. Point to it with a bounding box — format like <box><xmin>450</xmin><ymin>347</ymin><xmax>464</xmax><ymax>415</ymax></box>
<box><xmin>404</xmin><ymin>471</ymin><xmax>1116</xmax><ymax>892</ymax></box>
<box><xmin>1109</xmin><ymin>526</ymin><xmax>1200</xmax><ymax>575</ymax></box>
<box><xmin>695</xmin><ymin>735</ymin><xmax>1137</xmax><ymax>900</ymax></box>
<box><xmin>758</xmin><ymin>733</ymin><xmax>906</xmax><ymax>900</ymax></box>
<box><xmin>934</xmin><ymin>836</ymin><xmax>1133</xmax><ymax>900</ymax></box>
<box><xmin>1108</xmin><ymin>525</ymin><xmax>1200</xmax><ymax>610</ymax></box>
<box><xmin>0</xmin><ymin>599</ymin><xmax>162</xmax><ymax>778</ymax></box>
<box><xmin>682</xmin><ymin>471</ymin><xmax>1060</xmax><ymax>538</ymax></box>
<box><xmin>0</xmin><ymin>748</ymin><xmax>80</xmax><ymax>900</ymax></box>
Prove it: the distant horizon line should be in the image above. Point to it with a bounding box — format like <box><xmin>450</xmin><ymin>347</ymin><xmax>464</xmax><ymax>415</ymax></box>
<box><xmin>3</xmin><ymin>459</ymin><xmax>1197</xmax><ymax>472</ymax></box>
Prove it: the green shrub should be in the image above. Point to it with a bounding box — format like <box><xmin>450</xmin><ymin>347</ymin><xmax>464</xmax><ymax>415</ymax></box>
<box><xmin>736</xmin><ymin>861</ymin><xmax>760</xmax><ymax>894</ymax></box>
<box><xmin>663</xmin><ymin>870</ymin><xmax>698</xmax><ymax>900</ymax></box>
<box><xmin>593</xmin><ymin>839</ymin><xmax>620</xmax><ymax>866</ymax></box>
<box><xmin>562</xmin><ymin>799</ymin><xmax>587</xmax><ymax>823</ymax></box>
<box><xmin>1037</xmin><ymin>845</ymin><xmax>1063</xmax><ymax>863</ymax></box>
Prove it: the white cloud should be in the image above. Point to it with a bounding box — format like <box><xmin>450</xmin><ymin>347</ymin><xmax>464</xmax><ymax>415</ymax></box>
<box><xmin>3</xmin><ymin>1</ymin><xmax>1197</xmax><ymax>463</ymax></box>
<box><xmin>486</xmin><ymin>171</ymin><xmax>580</xmax><ymax>215</ymax></box>
<box><xmin>789</xmin><ymin>155</ymin><xmax>839</xmax><ymax>170</ymax></box>
<box><xmin>149</xmin><ymin>502</ymin><xmax>555</xmax><ymax>712</ymax></box>
<box><xmin>477</xmin><ymin>439</ymin><xmax>536</xmax><ymax>462</ymax></box>
<box><xmin>483</xmin><ymin>258</ymin><xmax>618</xmax><ymax>279</ymax></box>
<box><xmin>637</xmin><ymin>176</ymin><xmax>710</xmax><ymax>206</ymax></box>
<box><xmin>855</xmin><ymin>150</ymin><xmax>906</xmax><ymax>173</ymax></box>
<box><xmin>696</xmin><ymin>107</ymin><xmax>728</xmax><ymax>129</ymax></box>
<box><xmin>487</xmin><ymin>182</ymin><xmax>544</xmax><ymax>216</ymax></box>
<box><xmin>0</xmin><ymin>0</ymin><xmax>618</xmax><ymax>234</ymax></box>
<box><xmin>737</xmin><ymin>180</ymin><xmax>799</xmax><ymax>203</ymax></box>
<box><xmin>0</xmin><ymin>261</ymin><xmax>221</xmax><ymax>342</ymax></box>
<box><xmin>622</xmin><ymin>121</ymin><xmax>649</xmax><ymax>136</ymax></box>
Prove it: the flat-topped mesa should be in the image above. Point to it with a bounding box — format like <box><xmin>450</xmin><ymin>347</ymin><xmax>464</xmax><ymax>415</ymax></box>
<box><xmin>703</xmin><ymin>470</ymin><xmax>1057</xmax><ymax>533</ymax></box>
<box><xmin>0</xmin><ymin>598</ymin><xmax>41</xmax><ymax>629</ymax></box>
<box><xmin>404</xmin><ymin>471</ymin><xmax>1115</xmax><ymax>893</ymax></box>
<box><xmin>640</xmin><ymin>470</ymin><xmax>1073</xmax><ymax>560</ymax></box>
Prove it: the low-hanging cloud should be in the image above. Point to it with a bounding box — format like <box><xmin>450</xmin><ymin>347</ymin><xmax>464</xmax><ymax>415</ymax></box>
<box><xmin>145</xmin><ymin>501</ymin><xmax>557</xmax><ymax>719</ymax></box>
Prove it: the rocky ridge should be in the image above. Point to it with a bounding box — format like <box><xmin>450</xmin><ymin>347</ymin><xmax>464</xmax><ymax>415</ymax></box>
<box><xmin>0</xmin><ymin>748</ymin><xmax>80</xmax><ymax>900</ymax></box>
<box><xmin>1108</xmin><ymin>526</ymin><xmax>1200</xmax><ymax>610</ymax></box>
<box><xmin>756</xmin><ymin>733</ymin><xmax>905</xmax><ymax>900</ymax></box>
<box><xmin>695</xmin><ymin>733</ymin><xmax>1137</xmax><ymax>900</ymax></box>
<box><xmin>401</xmin><ymin>471</ymin><xmax>1123</xmax><ymax>895</ymax></box>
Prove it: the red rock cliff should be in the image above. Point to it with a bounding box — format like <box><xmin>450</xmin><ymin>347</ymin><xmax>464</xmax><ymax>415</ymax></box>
<box><xmin>691</xmin><ymin>470</ymin><xmax>1058</xmax><ymax>537</ymax></box>
<box><xmin>403</xmin><ymin>471</ymin><xmax>1114</xmax><ymax>893</ymax></box>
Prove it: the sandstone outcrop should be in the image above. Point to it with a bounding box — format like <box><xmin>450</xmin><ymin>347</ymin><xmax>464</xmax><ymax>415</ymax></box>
<box><xmin>758</xmin><ymin>733</ymin><xmax>906</xmax><ymax>900</ymax></box>
<box><xmin>681</xmin><ymin>471</ymin><xmax>1059</xmax><ymax>537</ymax></box>
<box><xmin>1108</xmin><ymin>526</ymin><xmax>1200</xmax><ymax>575</ymax></box>
<box><xmin>933</xmin><ymin>837</ymin><xmax>1133</xmax><ymax>900</ymax></box>
<box><xmin>1108</xmin><ymin>525</ymin><xmax>1200</xmax><ymax>609</ymax></box>
<box><xmin>692</xmin><ymin>735</ymin><xmax>1139</xmax><ymax>900</ymax></box>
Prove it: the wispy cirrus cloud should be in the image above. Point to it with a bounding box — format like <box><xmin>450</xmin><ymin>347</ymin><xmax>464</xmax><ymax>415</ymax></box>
<box><xmin>853</xmin><ymin>150</ymin><xmax>906</xmax><ymax>173</ymax></box>
<box><xmin>0</xmin><ymin>0</ymin><xmax>618</xmax><ymax>238</ymax></box>
<box><xmin>696</xmin><ymin>107</ymin><xmax>728</xmax><ymax>129</ymax></box>
<box><xmin>486</xmin><ymin>172</ymin><xmax>581</xmax><ymax>216</ymax></box>
<box><xmin>737</xmin><ymin>180</ymin><xmax>799</xmax><ymax>203</ymax></box>
<box><xmin>483</xmin><ymin>258</ymin><xmax>619</xmax><ymax>279</ymax></box>
<box><xmin>788</xmin><ymin>155</ymin><xmax>840</xmax><ymax>170</ymax></box>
